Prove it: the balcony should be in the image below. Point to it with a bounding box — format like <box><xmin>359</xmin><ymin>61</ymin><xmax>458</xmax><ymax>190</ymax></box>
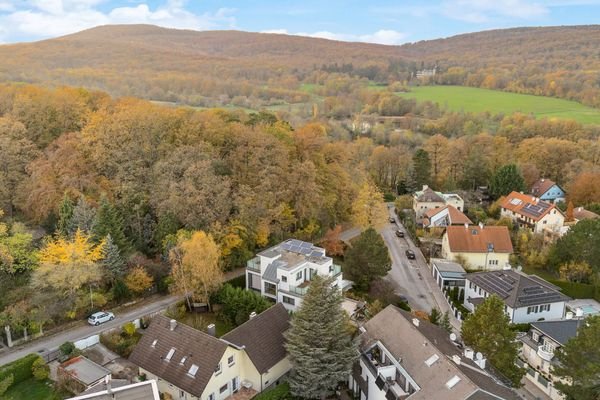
<box><xmin>285</xmin><ymin>283</ymin><xmax>310</xmax><ymax>297</ymax></box>
<box><xmin>537</xmin><ymin>345</ymin><xmax>554</xmax><ymax>361</ymax></box>
<box><xmin>246</xmin><ymin>257</ymin><xmax>261</xmax><ymax>273</ymax></box>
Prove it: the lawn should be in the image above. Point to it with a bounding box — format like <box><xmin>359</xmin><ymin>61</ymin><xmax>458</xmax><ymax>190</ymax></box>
<box><xmin>0</xmin><ymin>379</ymin><xmax>65</xmax><ymax>400</ymax></box>
<box><xmin>178</xmin><ymin>311</ymin><xmax>233</xmax><ymax>337</ymax></box>
<box><xmin>396</xmin><ymin>85</ymin><xmax>600</xmax><ymax>125</ymax></box>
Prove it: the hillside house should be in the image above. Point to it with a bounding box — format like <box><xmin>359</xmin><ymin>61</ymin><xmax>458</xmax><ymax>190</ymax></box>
<box><xmin>531</xmin><ymin>179</ymin><xmax>566</xmax><ymax>204</ymax></box>
<box><xmin>129</xmin><ymin>305</ymin><xmax>291</xmax><ymax>400</ymax></box>
<box><xmin>464</xmin><ymin>269</ymin><xmax>569</xmax><ymax>324</ymax></box>
<box><xmin>349</xmin><ymin>305</ymin><xmax>519</xmax><ymax>400</ymax></box>
<box><xmin>246</xmin><ymin>239</ymin><xmax>348</xmax><ymax>311</ymax></box>
<box><xmin>500</xmin><ymin>191</ymin><xmax>564</xmax><ymax>235</ymax></box>
<box><xmin>520</xmin><ymin>318</ymin><xmax>583</xmax><ymax>400</ymax></box>
<box><xmin>441</xmin><ymin>225</ymin><xmax>513</xmax><ymax>270</ymax></box>
<box><xmin>413</xmin><ymin>185</ymin><xmax>464</xmax><ymax>220</ymax></box>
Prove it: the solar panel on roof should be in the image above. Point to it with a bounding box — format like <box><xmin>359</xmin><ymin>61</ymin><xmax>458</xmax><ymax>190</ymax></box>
<box><xmin>300</xmin><ymin>248</ymin><xmax>311</xmax><ymax>256</ymax></box>
<box><xmin>309</xmin><ymin>251</ymin><xmax>321</xmax><ymax>258</ymax></box>
<box><xmin>290</xmin><ymin>245</ymin><xmax>301</xmax><ymax>253</ymax></box>
<box><xmin>300</xmin><ymin>241</ymin><xmax>312</xmax><ymax>249</ymax></box>
<box><xmin>281</xmin><ymin>243</ymin><xmax>292</xmax><ymax>251</ymax></box>
<box><xmin>290</xmin><ymin>239</ymin><xmax>302</xmax><ymax>246</ymax></box>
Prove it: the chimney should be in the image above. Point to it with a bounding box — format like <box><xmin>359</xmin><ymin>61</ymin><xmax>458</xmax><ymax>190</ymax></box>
<box><xmin>412</xmin><ymin>318</ymin><xmax>420</xmax><ymax>327</ymax></box>
<box><xmin>422</xmin><ymin>185</ymin><xmax>429</xmax><ymax>191</ymax></box>
<box><xmin>105</xmin><ymin>375</ymin><xmax>112</xmax><ymax>395</ymax></box>
<box><xmin>475</xmin><ymin>357</ymin><xmax>487</xmax><ymax>369</ymax></box>
<box><xmin>575</xmin><ymin>308</ymin><xmax>584</xmax><ymax>318</ymax></box>
<box><xmin>249</xmin><ymin>311</ymin><xmax>257</xmax><ymax>319</ymax></box>
<box><xmin>452</xmin><ymin>355</ymin><xmax>461</xmax><ymax>365</ymax></box>
<box><xmin>169</xmin><ymin>319</ymin><xmax>177</xmax><ymax>331</ymax></box>
<box><xmin>464</xmin><ymin>348</ymin><xmax>474</xmax><ymax>360</ymax></box>
<box><xmin>578</xmin><ymin>207</ymin><xmax>583</xmax><ymax>212</ymax></box>
<box><xmin>207</xmin><ymin>323</ymin><xmax>216</xmax><ymax>336</ymax></box>
<box><xmin>478</xmin><ymin>222</ymin><xmax>484</xmax><ymax>230</ymax></box>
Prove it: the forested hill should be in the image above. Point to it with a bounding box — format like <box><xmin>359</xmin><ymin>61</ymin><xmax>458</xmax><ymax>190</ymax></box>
<box><xmin>0</xmin><ymin>24</ymin><xmax>599</xmax><ymax>107</ymax></box>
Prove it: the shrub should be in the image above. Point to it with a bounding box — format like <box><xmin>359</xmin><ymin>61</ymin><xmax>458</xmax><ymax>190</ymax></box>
<box><xmin>100</xmin><ymin>331</ymin><xmax>141</xmax><ymax>358</ymax></box>
<box><xmin>59</xmin><ymin>341</ymin><xmax>76</xmax><ymax>356</ymax></box>
<box><xmin>122</xmin><ymin>322</ymin><xmax>136</xmax><ymax>337</ymax></box>
<box><xmin>0</xmin><ymin>374</ymin><xmax>13</xmax><ymax>396</ymax></box>
<box><xmin>217</xmin><ymin>284</ymin><xmax>271</xmax><ymax>327</ymax></box>
<box><xmin>31</xmin><ymin>356</ymin><xmax>50</xmax><ymax>381</ymax></box>
<box><xmin>0</xmin><ymin>353</ymin><xmax>38</xmax><ymax>387</ymax></box>
<box><xmin>253</xmin><ymin>382</ymin><xmax>294</xmax><ymax>400</ymax></box>
<box><xmin>383</xmin><ymin>192</ymin><xmax>396</xmax><ymax>202</ymax></box>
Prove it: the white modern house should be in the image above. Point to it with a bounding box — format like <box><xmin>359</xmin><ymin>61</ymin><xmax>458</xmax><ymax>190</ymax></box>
<box><xmin>431</xmin><ymin>258</ymin><xmax>466</xmax><ymax>291</ymax></box>
<box><xmin>520</xmin><ymin>317</ymin><xmax>582</xmax><ymax>400</ymax></box>
<box><xmin>464</xmin><ymin>269</ymin><xmax>570</xmax><ymax>324</ymax></box>
<box><xmin>246</xmin><ymin>239</ymin><xmax>348</xmax><ymax>311</ymax></box>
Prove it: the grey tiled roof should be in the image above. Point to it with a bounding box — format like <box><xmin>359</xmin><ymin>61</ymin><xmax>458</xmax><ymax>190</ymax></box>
<box><xmin>531</xmin><ymin>320</ymin><xmax>580</xmax><ymax>346</ymax></box>
<box><xmin>466</xmin><ymin>270</ymin><xmax>570</xmax><ymax>309</ymax></box>
<box><xmin>222</xmin><ymin>304</ymin><xmax>290</xmax><ymax>374</ymax></box>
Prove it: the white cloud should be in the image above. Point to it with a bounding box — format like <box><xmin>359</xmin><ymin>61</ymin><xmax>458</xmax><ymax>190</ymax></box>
<box><xmin>261</xmin><ymin>29</ymin><xmax>407</xmax><ymax>45</ymax></box>
<box><xmin>0</xmin><ymin>0</ymin><xmax>237</xmax><ymax>42</ymax></box>
<box><xmin>441</xmin><ymin>0</ymin><xmax>549</xmax><ymax>23</ymax></box>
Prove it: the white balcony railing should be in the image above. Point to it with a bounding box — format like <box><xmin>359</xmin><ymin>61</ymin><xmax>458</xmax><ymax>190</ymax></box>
<box><xmin>537</xmin><ymin>345</ymin><xmax>554</xmax><ymax>361</ymax></box>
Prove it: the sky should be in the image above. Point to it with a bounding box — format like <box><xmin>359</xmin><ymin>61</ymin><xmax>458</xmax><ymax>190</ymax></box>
<box><xmin>0</xmin><ymin>0</ymin><xmax>599</xmax><ymax>45</ymax></box>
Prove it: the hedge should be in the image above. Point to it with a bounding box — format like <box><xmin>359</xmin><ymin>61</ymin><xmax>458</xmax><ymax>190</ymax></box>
<box><xmin>0</xmin><ymin>353</ymin><xmax>39</xmax><ymax>386</ymax></box>
<box><xmin>253</xmin><ymin>383</ymin><xmax>294</xmax><ymax>400</ymax></box>
<box><xmin>549</xmin><ymin>280</ymin><xmax>600</xmax><ymax>301</ymax></box>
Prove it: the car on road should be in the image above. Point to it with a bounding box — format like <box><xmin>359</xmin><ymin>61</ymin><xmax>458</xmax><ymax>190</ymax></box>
<box><xmin>395</xmin><ymin>230</ymin><xmax>405</xmax><ymax>238</ymax></box>
<box><xmin>88</xmin><ymin>311</ymin><xmax>115</xmax><ymax>326</ymax></box>
<box><xmin>389</xmin><ymin>217</ymin><xmax>395</xmax><ymax>223</ymax></box>
<box><xmin>405</xmin><ymin>249</ymin><xmax>416</xmax><ymax>260</ymax></box>
<box><xmin>398</xmin><ymin>294</ymin><xmax>409</xmax><ymax>303</ymax></box>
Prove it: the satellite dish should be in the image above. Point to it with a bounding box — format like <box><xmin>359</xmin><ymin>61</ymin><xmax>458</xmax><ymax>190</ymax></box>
<box><xmin>476</xmin><ymin>352</ymin><xmax>483</xmax><ymax>361</ymax></box>
<box><xmin>449</xmin><ymin>333</ymin><xmax>457</xmax><ymax>341</ymax></box>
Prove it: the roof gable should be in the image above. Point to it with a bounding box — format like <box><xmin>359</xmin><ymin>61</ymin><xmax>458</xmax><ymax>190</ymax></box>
<box><xmin>531</xmin><ymin>179</ymin><xmax>561</xmax><ymax>197</ymax></box>
<box><xmin>445</xmin><ymin>225</ymin><xmax>513</xmax><ymax>253</ymax></box>
<box><xmin>222</xmin><ymin>304</ymin><xmax>290</xmax><ymax>374</ymax></box>
<box><xmin>129</xmin><ymin>315</ymin><xmax>228</xmax><ymax>397</ymax></box>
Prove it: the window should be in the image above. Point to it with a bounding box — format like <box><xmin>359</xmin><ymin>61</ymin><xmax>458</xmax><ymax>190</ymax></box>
<box><xmin>527</xmin><ymin>306</ymin><xmax>534</xmax><ymax>315</ymax></box>
<box><xmin>208</xmin><ymin>394</ymin><xmax>215</xmax><ymax>400</ymax></box>
<box><xmin>540</xmin><ymin>304</ymin><xmax>550</xmax><ymax>312</ymax></box>
<box><xmin>532</xmin><ymin>331</ymin><xmax>540</xmax><ymax>342</ymax></box>
<box><xmin>296</xmin><ymin>271</ymin><xmax>303</xmax><ymax>280</ymax></box>
<box><xmin>151</xmin><ymin>339</ymin><xmax>157</xmax><ymax>348</ymax></box>
<box><xmin>165</xmin><ymin>348</ymin><xmax>175</xmax><ymax>361</ymax></box>
<box><xmin>281</xmin><ymin>276</ymin><xmax>287</xmax><ymax>283</ymax></box>
<box><xmin>219</xmin><ymin>384</ymin><xmax>228</xmax><ymax>394</ymax></box>
<box><xmin>228</xmin><ymin>355</ymin><xmax>235</xmax><ymax>367</ymax></box>
<box><xmin>469</xmin><ymin>282</ymin><xmax>473</xmax><ymax>289</ymax></box>
<box><xmin>188</xmin><ymin>364</ymin><xmax>199</xmax><ymax>377</ymax></box>
<box><xmin>282</xmin><ymin>296</ymin><xmax>295</xmax><ymax>306</ymax></box>
<box><xmin>180</xmin><ymin>356</ymin><xmax>187</xmax><ymax>365</ymax></box>
<box><xmin>180</xmin><ymin>390</ymin><xmax>184</xmax><ymax>398</ymax></box>
<box><xmin>215</xmin><ymin>362</ymin><xmax>222</xmax><ymax>375</ymax></box>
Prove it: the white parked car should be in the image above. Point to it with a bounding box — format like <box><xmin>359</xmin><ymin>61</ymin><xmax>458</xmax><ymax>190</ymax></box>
<box><xmin>88</xmin><ymin>311</ymin><xmax>115</xmax><ymax>326</ymax></box>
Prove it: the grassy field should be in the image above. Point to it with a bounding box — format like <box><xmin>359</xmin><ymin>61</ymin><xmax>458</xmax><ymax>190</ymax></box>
<box><xmin>397</xmin><ymin>85</ymin><xmax>600</xmax><ymax>125</ymax></box>
<box><xmin>0</xmin><ymin>379</ymin><xmax>64</xmax><ymax>400</ymax></box>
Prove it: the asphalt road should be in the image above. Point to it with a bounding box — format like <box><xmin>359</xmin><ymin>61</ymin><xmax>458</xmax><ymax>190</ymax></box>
<box><xmin>0</xmin><ymin>295</ymin><xmax>180</xmax><ymax>367</ymax></box>
<box><xmin>381</xmin><ymin>208</ymin><xmax>437</xmax><ymax>312</ymax></box>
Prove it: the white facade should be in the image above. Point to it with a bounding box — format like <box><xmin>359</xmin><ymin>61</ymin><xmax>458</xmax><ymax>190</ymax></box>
<box><xmin>463</xmin><ymin>278</ymin><xmax>566</xmax><ymax>324</ymax></box>
<box><xmin>246</xmin><ymin>239</ymin><xmax>344</xmax><ymax>311</ymax></box>
<box><xmin>500</xmin><ymin>203</ymin><xmax>564</xmax><ymax>234</ymax></box>
<box><xmin>442</xmin><ymin>194</ymin><xmax>464</xmax><ymax>212</ymax></box>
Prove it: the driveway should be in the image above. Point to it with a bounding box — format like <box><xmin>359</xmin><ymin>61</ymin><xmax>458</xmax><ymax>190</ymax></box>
<box><xmin>0</xmin><ymin>294</ymin><xmax>179</xmax><ymax>367</ymax></box>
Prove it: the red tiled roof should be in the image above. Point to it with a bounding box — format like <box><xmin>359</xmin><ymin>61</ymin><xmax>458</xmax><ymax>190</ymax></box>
<box><xmin>446</xmin><ymin>225</ymin><xmax>513</xmax><ymax>253</ymax></box>
<box><xmin>499</xmin><ymin>191</ymin><xmax>558</xmax><ymax>222</ymax></box>
<box><xmin>531</xmin><ymin>179</ymin><xmax>557</xmax><ymax>197</ymax></box>
<box><xmin>423</xmin><ymin>205</ymin><xmax>472</xmax><ymax>225</ymax></box>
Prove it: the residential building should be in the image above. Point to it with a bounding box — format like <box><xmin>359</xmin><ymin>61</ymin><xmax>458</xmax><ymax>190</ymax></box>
<box><xmin>572</xmin><ymin>206</ymin><xmax>599</xmax><ymax>222</ymax></box>
<box><xmin>422</xmin><ymin>205</ymin><xmax>472</xmax><ymax>228</ymax></box>
<box><xmin>349</xmin><ymin>305</ymin><xmax>519</xmax><ymax>400</ymax></box>
<box><xmin>431</xmin><ymin>258</ymin><xmax>466</xmax><ymax>291</ymax></box>
<box><xmin>413</xmin><ymin>185</ymin><xmax>464</xmax><ymax>219</ymax></box>
<box><xmin>520</xmin><ymin>318</ymin><xmax>583</xmax><ymax>400</ymax></box>
<box><xmin>500</xmin><ymin>192</ymin><xmax>565</xmax><ymax>234</ymax></box>
<box><xmin>464</xmin><ymin>269</ymin><xmax>570</xmax><ymax>324</ymax></box>
<box><xmin>67</xmin><ymin>379</ymin><xmax>160</xmax><ymax>400</ymax></box>
<box><xmin>246</xmin><ymin>238</ymin><xmax>347</xmax><ymax>312</ymax></box>
<box><xmin>441</xmin><ymin>224</ymin><xmax>513</xmax><ymax>270</ymax></box>
<box><xmin>129</xmin><ymin>304</ymin><xmax>291</xmax><ymax>400</ymax></box>
<box><xmin>531</xmin><ymin>179</ymin><xmax>566</xmax><ymax>204</ymax></box>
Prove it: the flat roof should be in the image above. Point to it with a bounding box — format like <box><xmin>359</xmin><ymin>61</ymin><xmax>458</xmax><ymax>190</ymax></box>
<box><xmin>432</xmin><ymin>259</ymin><xmax>466</xmax><ymax>274</ymax></box>
<box><xmin>68</xmin><ymin>380</ymin><xmax>160</xmax><ymax>400</ymax></box>
<box><xmin>61</xmin><ymin>356</ymin><xmax>110</xmax><ymax>386</ymax></box>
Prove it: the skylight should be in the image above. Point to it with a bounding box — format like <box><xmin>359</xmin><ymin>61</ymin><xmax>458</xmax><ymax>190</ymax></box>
<box><xmin>180</xmin><ymin>356</ymin><xmax>187</xmax><ymax>365</ymax></box>
<box><xmin>188</xmin><ymin>364</ymin><xmax>199</xmax><ymax>377</ymax></box>
<box><xmin>424</xmin><ymin>354</ymin><xmax>440</xmax><ymax>367</ymax></box>
<box><xmin>446</xmin><ymin>375</ymin><xmax>461</xmax><ymax>389</ymax></box>
<box><xmin>165</xmin><ymin>348</ymin><xmax>175</xmax><ymax>361</ymax></box>
<box><xmin>510</xmin><ymin>198</ymin><xmax>522</xmax><ymax>206</ymax></box>
<box><xmin>151</xmin><ymin>339</ymin><xmax>157</xmax><ymax>348</ymax></box>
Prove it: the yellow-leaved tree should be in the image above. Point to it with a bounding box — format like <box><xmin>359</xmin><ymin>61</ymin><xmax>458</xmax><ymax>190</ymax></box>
<box><xmin>351</xmin><ymin>180</ymin><xmax>388</xmax><ymax>230</ymax></box>
<box><xmin>33</xmin><ymin>229</ymin><xmax>105</xmax><ymax>296</ymax></box>
<box><xmin>169</xmin><ymin>231</ymin><xmax>222</xmax><ymax>311</ymax></box>
<box><xmin>124</xmin><ymin>265</ymin><xmax>154</xmax><ymax>295</ymax></box>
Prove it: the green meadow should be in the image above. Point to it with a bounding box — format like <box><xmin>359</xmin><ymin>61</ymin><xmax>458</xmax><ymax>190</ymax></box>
<box><xmin>397</xmin><ymin>85</ymin><xmax>600</xmax><ymax>125</ymax></box>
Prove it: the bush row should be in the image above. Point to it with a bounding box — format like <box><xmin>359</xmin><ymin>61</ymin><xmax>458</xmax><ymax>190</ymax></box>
<box><xmin>0</xmin><ymin>353</ymin><xmax>39</xmax><ymax>386</ymax></box>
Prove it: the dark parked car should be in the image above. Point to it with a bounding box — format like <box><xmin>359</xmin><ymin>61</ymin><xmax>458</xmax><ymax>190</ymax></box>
<box><xmin>395</xmin><ymin>230</ymin><xmax>405</xmax><ymax>238</ymax></box>
<box><xmin>389</xmin><ymin>217</ymin><xmax>395</xmax><ymax>223</ymax></box>
<box><xmin>405</xmin><ymin>249</ymin><xmax>416</xmax><ymax>259</ymax></box>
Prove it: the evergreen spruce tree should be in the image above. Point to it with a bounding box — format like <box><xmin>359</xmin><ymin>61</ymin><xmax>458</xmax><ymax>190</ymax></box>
<box><xmin>71</xmin><ymin>195</ymin><xmax>97</xmax><ymax>235</ymax></box>
<box><xmin>285</xmin><ymin>276</ymin><xmax>357</xmax><ymax>398</ymax></box>
<box><xmin>94</xmin><ymin>196</ymin><xmax>129</xmax><ymax>252</ymax></box>
<box><xmin>429</xmin><ymin>308</ymin><xmax>441</xmax><ymax>325</ymax></box>
<box><xmin>56</xmin><ymin>193</ymin><xmax>74</xmax><ymax>237</ymax></box>
<box><xmin>440</xmin><ymin>311</ymin><xmax>452</xmax><ymax>333</ymax></box>
<box><xmin>411</xmin><ymin>148</ymin><xmax>431</xmax><ymax>189</ymax></box>
<box><xmin>102</xmin><ymin>234</ymin><xmax>126</xmax><ymax>281</ymax></box>
<box><xmin>489</xmin><ymin>164</ymin><xmax>526</xmax><ymax>199</ymax></box>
